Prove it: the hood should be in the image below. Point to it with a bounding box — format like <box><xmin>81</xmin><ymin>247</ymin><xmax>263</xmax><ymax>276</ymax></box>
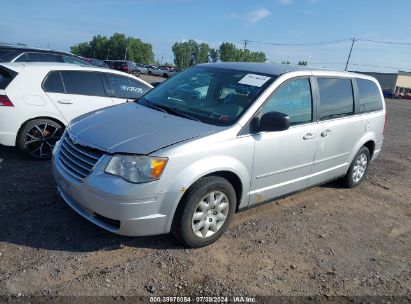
<box><xmin>68</xmin><ymin>102</ymin><xmax>222</xmax><ymax>154</ymax></box>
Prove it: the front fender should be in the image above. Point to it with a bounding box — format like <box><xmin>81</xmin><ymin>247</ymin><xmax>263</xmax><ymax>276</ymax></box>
<box><xmin>162</xmin><ymin>155</ymin><xmax>251</xmax><ymax>232</ymax></box>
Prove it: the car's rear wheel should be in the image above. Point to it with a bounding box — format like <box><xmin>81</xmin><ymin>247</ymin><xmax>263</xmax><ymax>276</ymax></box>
<box><xmin>172</xmin><ymin>176</ymin><xmax>236</xmax><ymax>248</ymax></box>
<box><xmin>343</xmin><ymin>146</ymin><xmax>370</xmax><ymax>188</ymax></box>
<box><xmin>148</xmin><ymin>71</ymin><xmax>152</xmax><ymax>75</ymax></box>
<box><xmin>17</xmin><ymin>119</ymin><xmax>64</xmax><ymax>160</ymax></box>
<box><xmin>163</xmin><ymin>73</ymin><xmax>169</xmax><ymax>78</ymax></box>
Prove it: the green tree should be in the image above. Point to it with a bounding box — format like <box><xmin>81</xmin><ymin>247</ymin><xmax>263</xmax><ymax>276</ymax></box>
<box><xmin>209</xmin><ymin>48</ymin><xmax>219</xmax><ymax>62</ymax></box>
<box><xmin>198</xmin><ymin>43</ymin><xmax>210</xmax><ymax>63</ymax></box>
<box><xmin>298</xmin><ymin>61</ymin><xmax>308</xmax><ymax>66</ymax></box>
<box><xmin>219</xmin><ymin>42</ymin><xmax>239</xmax><ymax>62</ymax></box>
<box><xmin>70</xmin><ymin>33</ymin><xmax>154</xmax><ymax>63</ymax></box>
<box><xmin>219</xmin><ymin>42</ymin><xmax>266</xmax><ymax>63</ymax></box>
<box><xmin>172</xmin><ymin>39</ymin><xmax>201</xmax><ymax>68</ymax></box>
<box><xmin>70</xmin><ymin>42</ymin><xmax>92</xmax><ymax>58</ymax></box>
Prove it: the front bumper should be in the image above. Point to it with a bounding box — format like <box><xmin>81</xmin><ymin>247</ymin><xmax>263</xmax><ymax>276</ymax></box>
<box><xmin>52</xmin><ymin>145</ymin><xmax>180</xmax><ymax>237</ymax></box>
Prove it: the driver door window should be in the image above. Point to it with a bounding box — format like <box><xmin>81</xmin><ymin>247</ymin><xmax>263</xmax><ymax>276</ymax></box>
<box><xmin>262</xmin><ymin>78</ymin><xmax>312</xmax><ymax>126</ymax></box>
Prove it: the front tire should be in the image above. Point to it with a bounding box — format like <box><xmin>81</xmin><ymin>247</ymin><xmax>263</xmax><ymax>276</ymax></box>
<box><xmin>343</xmin><ymin>146</ymin><xmax>370</xmax><ymax>188</ymax></box>
<box><xmin>172</xmin><ymin>176</ymin><xmax>236</xmax><ymax>248</ymax></box>
<box><xmin>17</xmin><ymin>119</ymin><xmax>64</xmax><ymax>160</ymax></box>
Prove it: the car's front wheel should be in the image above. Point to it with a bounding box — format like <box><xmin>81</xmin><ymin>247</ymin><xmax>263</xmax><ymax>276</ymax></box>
<box><xmin>172</xmin><ymin>176</ymin><xmax>236</xmax><ymax>248</ymax></box>
<box><xmin>17</xmin><ymin>118</ymin><xmax>64</xmax><ymax>160</ymax></box>
<box><xmin>343</xmin><ymin>146</ymin><xmax>370</xmax><ymax>188</ymax></box>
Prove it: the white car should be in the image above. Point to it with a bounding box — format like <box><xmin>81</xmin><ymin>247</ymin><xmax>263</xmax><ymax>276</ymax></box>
<box><xmin>0</xmin><ymin>62</ymin><xmax>152</xmax><ymax>159</ymax></box>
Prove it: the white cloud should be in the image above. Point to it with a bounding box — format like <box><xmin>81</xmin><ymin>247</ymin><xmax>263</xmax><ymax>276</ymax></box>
<box><xmin>277</xmin><ymin>0</ymin><xmax>294</xmax><ymax>5</ymax></box>
<box><xmin>245</xmin><ymin>8</ymin><xmax>271</xmax><ymax>24</ymax></box>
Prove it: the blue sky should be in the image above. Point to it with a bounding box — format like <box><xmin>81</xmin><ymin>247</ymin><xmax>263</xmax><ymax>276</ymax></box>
<box><xmin>1</xmin><ymin>0</ymin><xmax>411</xmax><ymax>72</ymax></box>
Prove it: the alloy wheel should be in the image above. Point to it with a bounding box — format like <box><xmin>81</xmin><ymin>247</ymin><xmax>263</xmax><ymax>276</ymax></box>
<box><xmin>24</xmin><ymin>123</ymin><xmax>62</xmax><ymax>159</ymax></box>
<box><xmin>352</xmin><ymin>153</ymin><xmax>368</xmax><ymax>183</ymax></box>
<box><xmin>191</xmin><ymin>191</ymin><xmax>229</xmax><ymax>238</ymax></box>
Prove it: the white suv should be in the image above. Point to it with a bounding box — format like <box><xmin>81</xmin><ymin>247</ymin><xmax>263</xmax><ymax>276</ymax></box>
<box><xmin>0</xmin><ymin>62</ymin><xmax>152</xmax><ymax>159</ymax></box>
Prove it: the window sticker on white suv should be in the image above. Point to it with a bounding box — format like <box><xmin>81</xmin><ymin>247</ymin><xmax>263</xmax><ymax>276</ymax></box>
<box><xmin>120</xmin><ymin>85</ymin><xmax>143</xmax><ymax>93</ymax></box>
<box><xmin>238</xmin><ymin>74</ymin><xmax>271</xmax><ymax>87</ymax></box>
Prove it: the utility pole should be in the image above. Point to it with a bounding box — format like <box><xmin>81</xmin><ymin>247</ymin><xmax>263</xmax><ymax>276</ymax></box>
<box><xmin>242</xmin><ymin>39</ymin><xmax>249</xmax><ymax>51</ymax></box>
<box><xmin>345</xmin><ymin>38</ymin><xmax>356</xmax><ymax>71</ymax></box>
<box><xmin>106</xmin><ymin>49</ymin><xmax>110</xmax><ymax>60</ymax></box>
<box><xmin>124</xmin><ymin>47</ymin><xmax>128</xmax><ymax>60</ymax></box>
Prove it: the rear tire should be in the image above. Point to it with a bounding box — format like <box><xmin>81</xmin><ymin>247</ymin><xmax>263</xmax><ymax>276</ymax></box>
<box><xmin>172</xmin><ymin>176</ymin><xmax>236</xmax><ymax>248</ymax></box>
<box><xmin>342</xmin><ymin>146</ymin><xmax>370</xmax><ymax>188</ymax></box>
<box><xmin>17</xmin><ymin>118</ymin><xmax>64</xmax><ymax>160</ymax></box>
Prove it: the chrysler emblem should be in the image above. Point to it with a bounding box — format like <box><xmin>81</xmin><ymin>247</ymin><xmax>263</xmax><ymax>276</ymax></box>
<box><xmin>69</xmin><ymin>133</ymin><xmax>79</xmax><ymax>145</ymax></box>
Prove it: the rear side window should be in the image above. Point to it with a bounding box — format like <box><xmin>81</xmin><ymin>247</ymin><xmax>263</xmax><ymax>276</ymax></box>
<box><xmin>0</xmin><ymin>49</ymin><xmax>21</xmax><ymax>62</ymax></box>
<box><xmin>262</xmin><ymin>78</ymin><xmax>312</xmax><ymax>125</ymax></box>
<box><xmin>317</xmin><ymin>78</ymin><xmax>354</xmax><ymax>120</ymax></box>
<box><xmin>61</xmin><ymin>71</ymin><xmax>106</xmax><ymax>97</ymax></box>
<box><xmin>106</xmin><ymin>73</ymin><xmax>151</xmax><ymax>99</ymax></box>
<box><xmin>43</xmin><ymin>71</ymin><xmax>64</xmax><ymax>93</ymax></box>
<box><xmin>62</xmin><ymin>56</ymin><xmax>88</xmax><ymax>65</ymax></box>
<box><xmin>357</xmin><ymin>79</ymin><xmax>383</xmax><ymax>113</ymax></box>
<box><xmin>0</xmin><ymin>68</ymin><xmax>16</xmax><ymax>89</ymax></box>
<box><xmin>26</xmin><ymin>52</ymin><xmax>62</xmax><ymax>62</ymax></box>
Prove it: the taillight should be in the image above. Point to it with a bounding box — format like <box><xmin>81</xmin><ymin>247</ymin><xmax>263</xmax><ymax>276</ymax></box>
<box><xmin>123</xmin><ymin>66</ymin><xmax>128</xmax><ymax>72</ymax></box>
<box><xmin>0</xmin><ymin>95</ymin><xmax>13</xmax><ymax>107</ymax></box>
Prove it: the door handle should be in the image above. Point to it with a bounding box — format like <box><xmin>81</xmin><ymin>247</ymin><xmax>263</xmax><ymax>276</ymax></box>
<box><xmin>321</xmin><ymin>129</ymin><xmax>333</xmax><ymax>137</ymax></box>
<box><xmin>303</xmin><ymin>133</ymin><xmax>317</xmax><ymax>140</ymax></box>
<box><xmin>57</xmin><ymin>100</ymin><xmax>73</xmax><ymax>104</ymax></box>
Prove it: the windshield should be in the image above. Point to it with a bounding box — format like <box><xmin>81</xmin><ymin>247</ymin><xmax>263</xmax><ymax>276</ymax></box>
<box><xmin>139</xmin><ymin>66</ymin><xmax>276</xmax><ymax>126</ymax></box>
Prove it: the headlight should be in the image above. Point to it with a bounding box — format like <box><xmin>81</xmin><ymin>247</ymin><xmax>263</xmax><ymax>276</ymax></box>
<box><xmin>105</xmin><ymin>155</ymin><xmax>168</xmax><ymax>183</ymax></box>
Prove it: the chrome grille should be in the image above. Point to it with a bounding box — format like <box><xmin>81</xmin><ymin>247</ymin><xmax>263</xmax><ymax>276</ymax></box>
<box><xmin>58</xmin><ymin>132</ymin><xmax>104</xmax><ymax>181</ymax></box>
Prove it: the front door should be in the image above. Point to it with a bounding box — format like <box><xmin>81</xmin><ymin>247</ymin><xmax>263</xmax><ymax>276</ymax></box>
<box><xmin>249</xmin><ymin>78</ymin><xmax>318</xmax><ymax>206</ymax></box>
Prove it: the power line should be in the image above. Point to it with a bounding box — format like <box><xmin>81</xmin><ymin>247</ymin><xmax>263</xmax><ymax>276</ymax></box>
<box><xmin>245</xmin><ymin>38</ymin><xmax>351</xmax><ymax>46</ymax></box>
<box><xmin>350</xmin><ymin>63</ymin><xmax>411</xmax><ymax>71</ymax></box>
<box><xmin>356</xmin><ymin>38</ymin><xmax>411</xmax><ymax>46</ymax></box>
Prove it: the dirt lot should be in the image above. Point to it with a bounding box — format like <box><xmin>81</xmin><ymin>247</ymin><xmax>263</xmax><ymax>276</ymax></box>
<box><xmin>0</xmin><ymin>99</ymin><xmax>410</xmax><ymax>301</ymax></box>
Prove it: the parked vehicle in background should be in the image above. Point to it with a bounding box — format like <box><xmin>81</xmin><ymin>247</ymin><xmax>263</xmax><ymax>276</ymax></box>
<box><xmin>147</xmin><ymin>65</ymin><xmax>178</xmax><ymax>78</ymax></box>
<box><xmin>382</xmin><ymin>89</ymin><xmax>394</xmax><ymax>99</ymax></box>
<box><xmin>135</xmin><ymin>63</ymin><xmax>147</xmax><ymax>74</ymax></box>
<box><xmin>51</xmin><ymin>63</ymin><xmax>385</xmax><ymax>247</ymax></box>
<box><xmin>83</xmin><ymin>58</ymin><xmax>109</xmax><ymax>68</ymax></box>
<box><xmin>0</xmin><ymin>62</ymin><xmax>152</xmax><ymax>159</ymax></box>
<box><xmin>104</xmin><ymin>60</ymin><xmax>141</xmax><ymax>76</ymax></box>
<box><xmin>403</xmin><ymin>93</ymin><xmax>411</xmax><ymax>100</ymax></box>
<box><xmin>0</xmin><ymin>45</ymin><xmax>90</xmax><ymax>66</ymax></box>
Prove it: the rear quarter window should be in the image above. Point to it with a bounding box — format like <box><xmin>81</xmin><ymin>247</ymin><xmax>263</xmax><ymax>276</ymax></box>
<box><xmin>42</xmin><ymin>71</ymin><xmax>65</xmax><ymax>93</ymax></box>
<box><xmin>0</xmin><ymin>68</ymin><xmax>16</xmax><ymax>89</ymax></box>
<box><xmin>317</xmin><ymin>78</ymin><xmax>354</xmax><ymax>120</ymax></box>
<box><xmin>356</xmin><ymin>79</ymin><xmax>383</xmax><ymax>113</ymax></box>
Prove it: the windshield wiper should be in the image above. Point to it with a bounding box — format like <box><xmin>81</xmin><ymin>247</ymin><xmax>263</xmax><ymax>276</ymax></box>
<box><xmin>158</xmin><ymin>105</ymin><xmax>201</xmax><ymax>122</ymax></box>
<box><xmin>138</xmin><ymin>98</ymin><xmax>167</xmax><ymax>113</ymax></box>
<box><xmin>138</xmin><ymin>98</ymin><xmax>201</xmax><ymax>122</ymax></box>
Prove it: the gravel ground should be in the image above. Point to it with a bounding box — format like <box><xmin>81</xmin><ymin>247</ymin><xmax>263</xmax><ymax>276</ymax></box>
<box><xmin>0</xmin><ymin>99</ymin><xmax>410</xmax><ymax>302</ymax></box>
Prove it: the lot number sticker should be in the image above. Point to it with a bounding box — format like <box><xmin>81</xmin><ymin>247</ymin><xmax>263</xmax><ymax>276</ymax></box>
<box><xmin>238</xmin><ymin>74</ymin><xmax>271</xmax><ymax>87</ymax></box>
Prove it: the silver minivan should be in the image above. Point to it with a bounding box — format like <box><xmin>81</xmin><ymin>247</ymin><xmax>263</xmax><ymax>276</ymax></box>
<box><xmin>52</xmin><ymin>63</ymin><xmax>385</xmax><ymax>247</ymax></box>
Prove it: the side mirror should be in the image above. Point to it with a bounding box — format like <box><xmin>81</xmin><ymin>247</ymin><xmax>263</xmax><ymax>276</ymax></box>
<box><xmin>254</xmin><ymin>111</ymin><xmax>290</xmax><ymax>133</ymax></box>
<box><xmin>151</xmin><ymin>81</ymin><xmax>161</xmax><ymax>87</ymax></box>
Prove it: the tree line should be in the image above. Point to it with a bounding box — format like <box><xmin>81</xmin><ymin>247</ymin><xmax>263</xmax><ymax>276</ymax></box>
<box><xmin>70</xmin><ymin>33</ymin><xmax>154</xmax><ymax>63</ymax></box>
<box><xmin>70</xmin><ymin>33</ymin><xmax>307</xmax><ymax>68</ymax></box>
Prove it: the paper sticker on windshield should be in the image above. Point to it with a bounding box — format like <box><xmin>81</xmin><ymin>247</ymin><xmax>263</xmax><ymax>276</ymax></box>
<box><xmin>238</xmin><ymin>74</ymin><xmax>271</xmax><ymax>87</ymax></box>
